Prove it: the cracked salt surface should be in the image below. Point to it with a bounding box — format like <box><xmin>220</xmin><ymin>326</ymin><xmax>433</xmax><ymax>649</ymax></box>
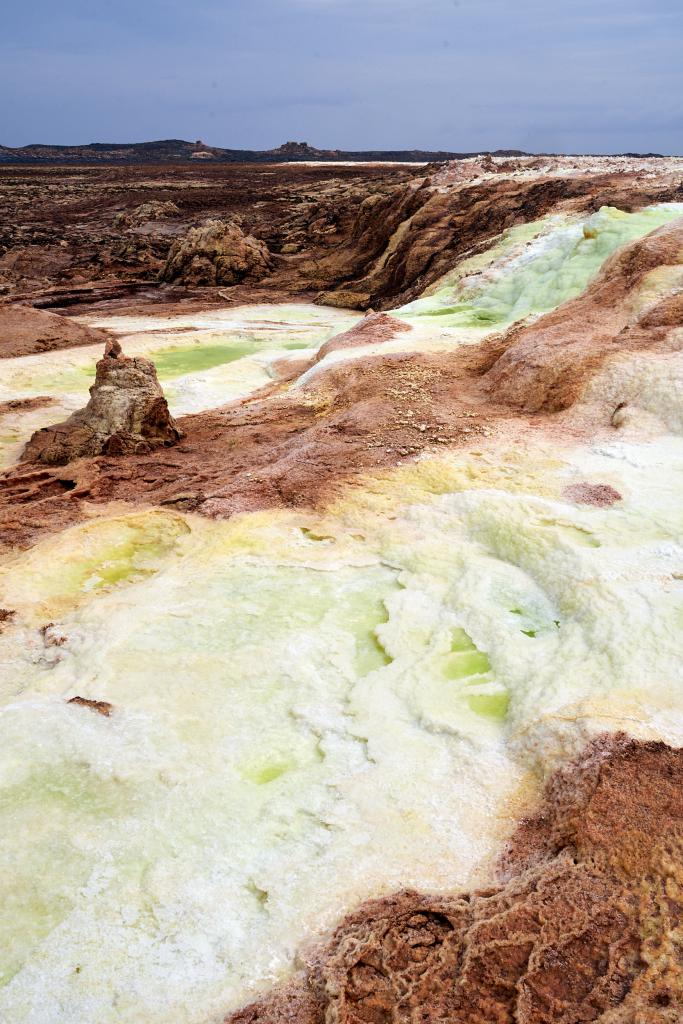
<box><xmin>1</xmin><ymin>429</ymin><xmax>683</xmax><ymax>1022</ymax></box>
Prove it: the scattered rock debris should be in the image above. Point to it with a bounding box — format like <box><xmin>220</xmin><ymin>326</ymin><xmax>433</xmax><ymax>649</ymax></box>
<box><xmin>67</xmin><ymin>696</ymin><xmax>113</xmax><ymax>717</ymax></box>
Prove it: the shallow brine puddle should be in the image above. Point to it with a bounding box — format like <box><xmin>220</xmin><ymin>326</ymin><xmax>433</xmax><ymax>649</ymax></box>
<box><xmin>1</xmin><ymin>434</ymin><xmax>683</xmax><ymax>1023</ymax></box>
<box><xmin>0</xmin><ymin>304</ymin><xmax>360</xmax><ymax>467</ymax></box>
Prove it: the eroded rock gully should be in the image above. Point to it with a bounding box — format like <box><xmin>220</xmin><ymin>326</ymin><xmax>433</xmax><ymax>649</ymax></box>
<box><xmin>228</xmin><ymin>734</ymin><xmax>683</xmax><ymax>1024</ymax></box>
<box><xmin>269</xmin><ymin>169</ymin><xmax>683</xmax><ymax>311</ymax></box>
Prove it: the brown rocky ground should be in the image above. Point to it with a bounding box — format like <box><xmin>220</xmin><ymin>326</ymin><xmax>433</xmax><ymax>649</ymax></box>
<box><xmin>1</xmin><ymin>160</ymin><xmax>682</xmax><ymax>315</ymax></box>
<box><xmin>3</xmin><ymin>212</ymin><xmax>683</xmax><ymax>550</ymax></box>
<box><xmin>0</xmin><ymin>162</ymin><xmax>414</xmax><ymax>307</ymax></box>
<box><xmin>228</xmin><ymin>733</ymin><xmax>683</xmax><ymax>1024</ymax></box>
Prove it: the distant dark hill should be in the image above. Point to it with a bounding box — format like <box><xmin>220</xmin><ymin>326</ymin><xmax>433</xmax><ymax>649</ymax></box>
<box><xmin>0</xmin><ymin>138</ymin><xmax>529</xmax><ymax>165</ymax></box>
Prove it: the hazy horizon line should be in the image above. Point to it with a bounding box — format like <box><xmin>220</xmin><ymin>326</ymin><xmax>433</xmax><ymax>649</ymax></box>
<box><xmin>0</xmin><ymin>137</ymin><xmax>677</xmax><ymax>158</ymax></box>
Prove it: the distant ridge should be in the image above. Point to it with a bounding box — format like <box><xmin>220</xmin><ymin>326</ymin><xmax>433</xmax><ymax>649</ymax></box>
<box><xmin>0</xmin><ymin>138</ymin><xmax>530</xmax><ymax>165</ymax></box>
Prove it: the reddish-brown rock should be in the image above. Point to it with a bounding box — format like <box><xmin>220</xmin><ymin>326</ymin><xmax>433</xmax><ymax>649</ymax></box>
<box><xmin>67</xmin><ymin>696</ymin><xmax>113</xmax><ymax>717</ymax></box>
<box><xmin>314</xmin><ymin>312</ymin><xmax>413</xmax><ymax>361</ymax></box>
<box><xmin>484</xmin><ymin>218</ymin><xmax>683</xmax><ymax>412</ymax></box>
<box><xmin>113</xmin><ymin>200</ymin><xmax>180</xmax><ymax>228</ymax></box>
<box><xmin>227</xmin><ymin>734</ymin><xmax>683</xmax><ymax>1024</ymax></box>
<box><xmin>563</xmin><ymin>483</ymin><xmax>622</xmax><ymax>506</ymax></box>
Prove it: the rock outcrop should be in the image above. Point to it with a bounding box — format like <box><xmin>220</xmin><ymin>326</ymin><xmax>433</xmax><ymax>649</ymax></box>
<box><xmin>314</xmin><ymin>311</ymin><xmax>413</xmax><ymax>362</ymax></box>
<box><xmin>22</xmin><ymin>338</ymin><xmax>181</xmax><ymax>466</ymax></box>
<box><xmin>160</xmin><ymin>218</ymin><xmax>273</xmax><ymax>286</ymax></box>
<box><xmin>228</xmin><ymin>734</ymin><xmax>683</xmax><ymax>1024</ymax></box>
<box><xmin>113</xmin><ymin>200</ymin><xmax>180</xmax><ymax>228</ymax></box>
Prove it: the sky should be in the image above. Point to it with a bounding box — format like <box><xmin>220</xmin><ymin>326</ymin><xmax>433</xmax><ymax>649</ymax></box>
<box><xmin>2</xmin><ymin>0</ymin><xmax>683</xmax><ymax>153</ymax></box>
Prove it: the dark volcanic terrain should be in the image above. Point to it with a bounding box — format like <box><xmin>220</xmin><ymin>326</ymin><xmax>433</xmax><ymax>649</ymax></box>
<box><xmin>2</xmin><ymin>157</ymin><xmax>683</xmax><ymax>318</ymax></box>
<box><xmin>0</xmin><ymin>161</ymin><xmax>414</xmax><ymax>308</ymax></box>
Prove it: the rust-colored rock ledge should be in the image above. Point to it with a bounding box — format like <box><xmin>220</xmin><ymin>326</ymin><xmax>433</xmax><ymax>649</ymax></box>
<box><xmin>229</xmin><ymin>734</ymin><xmax>683</xmax><ymax>1024</ymax></box>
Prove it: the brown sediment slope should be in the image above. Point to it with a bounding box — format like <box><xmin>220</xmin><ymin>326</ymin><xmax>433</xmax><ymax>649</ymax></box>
<box><xmin>484</xmin><ymin>216</ymin><xmax>683</xmax><ymax>412</ymax></box>
<box><xmin>228</xmin><ymin>734</ymin><xmax>683</xmax><ymax>1024</ymax></box>
<box><xmin>0</xmin><ymin>302</ymin><xmax>110</xmax><ymax>357</ymax></box>
<box><xmin>0</xmin><ymin>334</ymin><xmax>519</xmax><ymax>547</ymax></box>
